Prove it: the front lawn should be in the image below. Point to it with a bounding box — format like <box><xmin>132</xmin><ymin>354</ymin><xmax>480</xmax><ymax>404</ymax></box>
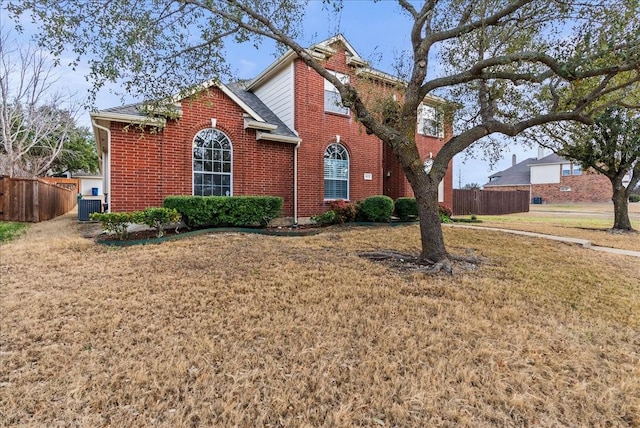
<box><xmin>1</xmin><ymin>213</ymin><xmax>638</xmax><ymax>426</ymax></box>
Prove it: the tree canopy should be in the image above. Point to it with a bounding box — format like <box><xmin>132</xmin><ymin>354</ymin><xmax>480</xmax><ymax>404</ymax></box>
<box><xmin>559</xmin><ymin>107</ymin><xmax>640</xmax><ymax>230</ymax></box>
<box><xmin>0</xmin><ymin>26</ymin><xmax>87</xmax><ymax>177</ymax></box>
<box><xmin>8</xmin><ymin>0</ymin><xmax>640</xmax><ymax>271</ymax></box>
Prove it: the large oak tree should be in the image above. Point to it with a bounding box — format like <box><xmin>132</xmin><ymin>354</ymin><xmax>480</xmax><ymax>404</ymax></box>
<box><xmin>8</xmin><ymin>0</ymin><xmax>640</xmax><ymax>271</ymax></box>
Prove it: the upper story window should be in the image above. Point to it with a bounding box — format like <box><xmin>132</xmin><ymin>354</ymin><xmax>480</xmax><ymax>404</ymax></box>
<box><xmin>324</xmin><ymin>143</ymin><xmax>349</xmax><ymax>200</ymax></box>
<box><xmin>324</xmin><ymin>71</ymin><xmax>350</xmax><ymax>115</ymax></box>
<box><xmin>562</xmin><ymin>163</ymin><xmax>582</xmax><ymax>176</ymax></box>
<box><xmin>193</xmin><ymin>128</ymin><xmax>232</xmax><ymax>196</ymax></box>
<box><xmin>417</xmin><ymin>103</ymin><xmax>444</xmax><ymax>138</ymax></box>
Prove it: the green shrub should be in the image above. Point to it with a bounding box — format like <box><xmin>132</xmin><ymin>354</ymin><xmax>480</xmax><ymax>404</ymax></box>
<box><xmin>438</xmin><ymin>203</ymin><xmax>453</xmax><ymax>218</ymax></box>
<box><xmin>394</xmin><ymin>197</ymin><xmax>418</xmax><ymax>221</ymax></box>
<box><xmin>90</xmin><ymin>212</ymin><xmax>132</xmax><ymax>239</ymax></box>
<box><xmin>629</xmin><ymin>194</ymin><xmax>640</xmax><ymax>203</ymax></box>
<box><xmin>440</xmin><ymin>213</ymin><xmax>453</xmax><ymax>223</ymax></box>
<box><xmin>131</xmin><ymin>207</ymin><xmax>181</xmax><ymax>238</ymax></box>
<box><xmin>327</xmin><ymin>200</ymin><xmax>358</xmax><ymax>224</ymax></box>
<box><xmin>357</xmin><ymin>195</ymin><xmax>394</xmax><ymax>222</ymax></box>
<box><xmin>311</xmin><ymin>210</ymin><xmax>336</xmax><ymax>225</ymax></box>
<box><xmin>163</xmin><ymin>195</ymin><xmax>283</xmax><ymax>228</ymax></box>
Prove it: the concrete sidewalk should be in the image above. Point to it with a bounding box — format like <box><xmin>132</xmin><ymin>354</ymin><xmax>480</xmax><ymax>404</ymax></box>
<box><xmin>448</xmin><ymin>224</ymin><xmax>640</xmax><ymax>258</ymax></box>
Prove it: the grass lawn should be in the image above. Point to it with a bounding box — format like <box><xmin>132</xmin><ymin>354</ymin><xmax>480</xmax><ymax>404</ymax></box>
<box><xmin>0</xmin><ymin>222</ymin><xmax>28</xmax><ymax>244</ymax></box>
<box><xmin>1</xmin><ymin>211</ymin><xmax>639</xmax><ymax>426</ymax></box>
<box><xmin>466</xmin><ymin>203</ymin><xmax>640</xmax><ymax>252</ymax></box>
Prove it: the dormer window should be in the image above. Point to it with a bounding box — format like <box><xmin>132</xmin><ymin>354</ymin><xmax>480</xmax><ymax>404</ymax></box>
<box><xmin>417</xmin><ymin>104</ymin><xmax>444</xmax><ymax>138</ymax></box>
<box><xmin>324</xmin><ymin>71</ymin><xmax>350</xmax><ymax>115</ymax></box>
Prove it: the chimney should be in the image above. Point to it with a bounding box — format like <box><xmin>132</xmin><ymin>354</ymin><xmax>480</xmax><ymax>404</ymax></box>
<box><xmin>538</xmin><ymin>147</ymin><xmax>545</xmax><ymax>159</ymax></box>
<box><xmin>512</xmin><ymin>154</ymin><xmax>517</xmax><ymax>167</ymax></box>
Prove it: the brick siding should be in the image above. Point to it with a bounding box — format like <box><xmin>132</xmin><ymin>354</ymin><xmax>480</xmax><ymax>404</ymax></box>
<box><xmin>531</xmin><ymin>171</ymin><xmax>611</xmax><ymax>203</ymax></box>
<box><xmin>108</xmin><ymin>42</ymin><xmax>453</xmax><ymax>217</ymax></box>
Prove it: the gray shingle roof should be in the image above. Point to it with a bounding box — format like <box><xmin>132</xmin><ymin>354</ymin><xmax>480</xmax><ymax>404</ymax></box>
<box><xmin>96</xmin><ymin>84</ymin><xmax>297</xmax><ymax>140</ymax></box>
<box><xmin>101</xmin><ymin>103</ymin><xmax>145</xmax><ymax>116</ymax></box>
<box><xmin>484</xmin><ymin>157</ymin><xmax>536</xmax><ymax>187</ymax></box>
<box><xmin>527</xmin><ymin>153</ymin><xmax>566</xmax><ymax>166</ymax></box>
<box><xmin>225</xmin><ymin>83</ymin><xmax>298</xmax><ymax>139</ymax></box>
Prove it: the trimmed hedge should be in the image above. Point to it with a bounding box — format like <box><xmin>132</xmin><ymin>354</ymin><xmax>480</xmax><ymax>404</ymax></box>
<box><xmin>358</xmin><ymin>195</ymin><xmax>394</xmax><ymax>222</ymax></box>
<box><xmin>630</xmin><ymin>194</ymin><xmax>640</xmax><ymax>203</ymax></box>
<box><xmin>163</xmin><ymin>195</ymin><xmax>283</xmax><ymax>228</ymax></box>
<box><xmin>394</xmin><ymin>197</ymin><xmax>418</xmax><ymax>221</ymax></box>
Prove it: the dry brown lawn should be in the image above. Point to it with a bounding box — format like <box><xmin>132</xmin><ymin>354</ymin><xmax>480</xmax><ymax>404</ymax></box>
<box><xmin>471</xmin><ymin>203</ymin><xmax>640</xmax><ymax>252</ymax></box>
<box><xmin>1</xmin><ymin>210</ymin><xmax>639</xmax><ymax>427</ymax></box>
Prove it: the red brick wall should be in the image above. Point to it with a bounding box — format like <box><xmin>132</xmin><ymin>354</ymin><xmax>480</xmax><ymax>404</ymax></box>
<box><xmin>293</xmin><ymin>43</ymin><xmax>453</xmax><ymax>216</ymax></box>
<box><xmin>109</xmin><ymin>88</ymin><xmax>294</xmax><ymax>213</ymax></box>
<box><xmin>531</xmin><ymin>171</ymin><xmax>611</xmax><ymax>203</ymax></box>
<box><xmin>293</xmin><ymin>54</ymin><xmax>384</xmax><ymax>216</ymax></box>
<box><xmin>108</xmin><ymin>43</ymin><xmax>454</xmax><ymax>218</ymax></box>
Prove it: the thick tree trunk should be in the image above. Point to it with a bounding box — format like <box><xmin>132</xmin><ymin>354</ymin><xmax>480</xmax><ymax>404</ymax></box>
<box><xmin>611</xmin><ymin>185</ymin><xmax>633</xmax><ymax>231</ymax></box>
<box><xmin>414</xmin><ymin>180</ymin><xmax>449</xmax><ymax>264</ymax></box>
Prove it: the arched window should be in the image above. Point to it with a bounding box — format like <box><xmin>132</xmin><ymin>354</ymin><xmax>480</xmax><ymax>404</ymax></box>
<box><xmin>193</xmin><ymin>128</ymin><xmax>232</xmax><ymax>196</ymax></box>
<box><xmin>324</xmin><ymin>143</ymin><xmax>349</xmax><ymax>200</ymax></box>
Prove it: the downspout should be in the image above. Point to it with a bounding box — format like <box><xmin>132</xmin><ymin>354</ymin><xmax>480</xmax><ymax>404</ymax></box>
<box><xmin>294</xmin><ymin>139</ymin><xmax>301</xmax><ymax>225</ymax></box>
<box><xmin>91</xmin><ymin>119</ymin><xmax>111</xmax><ymax>212</ymax></box>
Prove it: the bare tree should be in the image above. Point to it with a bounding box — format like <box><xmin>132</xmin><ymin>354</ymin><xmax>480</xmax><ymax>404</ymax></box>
<box><xmin>8</xmin><ymin>0</ymin><xmax>640</xmax><ymax>271</ymax></box>
<box><xmin>0</xmin><ymin>27</ymin><xmax>80</xmax><ymax>177</ymax></box>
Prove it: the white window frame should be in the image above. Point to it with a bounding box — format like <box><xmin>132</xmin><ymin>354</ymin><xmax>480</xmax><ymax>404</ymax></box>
<box><xmin>417</xmin><ymin>103</ymin><xmax>444</xmax><ymax>138</ymax></box>
<box><xmin>193</xmin><ymin>128</ymin><xmax>233</xmax><ymax>197</ymax></box>
<box><xmin>324</xmin><ymin>143</ymin><xmax>349</xmax><ymax>200</ymax></box>
<box><xmin>324</xmin><ymin>71</ymin><xmax>350</xmax><ymax>115</ymax></box>
<box><xmin>561</xmin><ymin>163</ymin><xmax>571</xmax><ymax>176</ymax></box>
<box><xmin>572</xmin><ymin>163</ymin><xmax>582</xmax><ymax>176</ymax></box>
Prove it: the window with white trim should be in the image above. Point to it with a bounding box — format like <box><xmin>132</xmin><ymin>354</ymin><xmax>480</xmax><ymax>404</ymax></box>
<box><xmin>561</xmin><ymin>163</ymin><xmax>571</xmax><ymax>176</ymax></box>
<box><xmin>324</xmin><ymin>143</ymin><xmax>349</xmax><ymax>200</ymax></box>
<box><xmin>324</xmin><ymin>71</ymin><xmax>350</xmax><ymax>115</ymax></box>
<box><xmin>193</xmin><ymin>128</ymin><xmax>232</xmax><ymax>196</ymax></box>
<box><xmin>572</xmin><ymin>163</ymin><xmax>582</xmax><ymax>175</ymax></box>
<box><xmin>417</xmin><ymin>103</ymin><xmax>444</xmax><ymax>138</ymax></box>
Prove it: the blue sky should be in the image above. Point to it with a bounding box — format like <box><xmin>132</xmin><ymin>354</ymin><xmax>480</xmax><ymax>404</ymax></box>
<box><xmin>9</xmin><ymin>0</ymin><xmax>538</xmax><ymax>187</ymax></box>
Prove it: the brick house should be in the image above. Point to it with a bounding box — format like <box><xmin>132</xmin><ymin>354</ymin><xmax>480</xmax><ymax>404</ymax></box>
<box><xmin>484</xmin><ymin>152</ymin><xmax>611</xmax><ymax>203</ymax></box>
<box><xmin>90</xmin><ymin>35</ymin><xmax>453</xmax><ymax>222</ymax></box>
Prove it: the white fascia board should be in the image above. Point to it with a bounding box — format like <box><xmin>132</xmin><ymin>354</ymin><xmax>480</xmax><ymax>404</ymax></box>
<box><xmin>89</xmin><ymin>111</ymin><xmax>167</xmax><ymax>128</ymax></box>
<box><xmin>356</xmin><ymin>68</ymin><xmax>407</xmax><ymax>86</ymax></box>
<box><xmin>422</xmin><ymin>93</ymin><xmax>448</xmax><ymax>105</ymax></box>
<box><xmin>256</xmin><ymin>131</ymin><xmax>301</xmax><ymax>144</ymax></box>
<box><xmin>246</xmin><ymin>50</ymin><xmax>297</xmax><ymax>90</ymax></box>
<box><xmin>244</xmin><ymin>117</ymin><xmax>278</xmax><ymax>131</ymax></box>
<box><xmin>314</xmin><ymin>34</ymin><xmax>362</xmax><ymax>60</ymax></box>
<box><xmin>346</xmin><ymin>55</ymin><xmax>368</xmax><ymax>67</ymax></box>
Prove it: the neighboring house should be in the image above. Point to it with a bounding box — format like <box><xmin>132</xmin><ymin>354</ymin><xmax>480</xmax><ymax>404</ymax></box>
<box><xmin>90</xmin><ymin>35</ymin><xmax>453</xmax><ymax>222</ymax></box>
<box><xmin>485</xmin><ymin>151</ymin><xmax>611</xmax><ymax>203</ymax></box>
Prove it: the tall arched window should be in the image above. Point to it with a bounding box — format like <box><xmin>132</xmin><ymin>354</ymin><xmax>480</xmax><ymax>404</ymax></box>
<box><xmin>324</xmin><ymin>143</ymin><xmax>349</xmax><ymax>200</ymax></box>
<box><xmin>193</xmin><ymin>128</ymin><xmax>232</xmax><ymax>196</ymax></box>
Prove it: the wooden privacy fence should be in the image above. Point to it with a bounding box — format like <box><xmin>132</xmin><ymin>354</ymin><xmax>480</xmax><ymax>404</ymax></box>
<box><xmin>0</xmin><ymin>176</ymin><xmax>77</xmax><ymax>222</ymax></box>
<box><xmin>453</xmin><ymin>189</ymin><xmax>530</xmax><ymax>216</ymax></box>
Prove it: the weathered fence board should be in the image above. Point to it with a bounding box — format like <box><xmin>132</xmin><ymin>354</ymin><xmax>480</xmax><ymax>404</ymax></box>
<box><xmin>453</xmin><ymin>189</ymin><xmax>530</xmax><ymax>216</ymax></box>
<box><xmin>0</xmin><ymin>176</ymin><xmax>77</xmax><ymax>222</ymax></box>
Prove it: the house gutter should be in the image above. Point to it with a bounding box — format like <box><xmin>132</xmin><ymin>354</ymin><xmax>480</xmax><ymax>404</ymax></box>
<box><xmin>294</xmin><ymin>140</ymin><xmax>301</xmax><ymax>225</ymax></box>
<box><xmin>91</xmin><ymin>118</ymin><xmax>111</xmax><ymax>212</ymax></box>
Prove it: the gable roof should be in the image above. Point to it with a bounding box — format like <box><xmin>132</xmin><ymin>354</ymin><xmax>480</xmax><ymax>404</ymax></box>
<box><xmin>527</xmin><ymin>153</ymin><xmax>567</xmax><ymax>166</ymax></box>
<box><xmin>485</xmin><ymin>153</ymin><xmax>576</xmax><ymax>187</ymax></box>
<box><xmin>485</xmin><ymin>157</ymin><xmax>536</xmax><ymax>187</ymax></box>
<box><xmin>91</xmin><ymin>82</ymin><xmax>300</xmax><ymax>143</ymax></box>
<box><xmin>225</xmin><ymin>83</ymin><xmax>299</xmax><ymax>141</ymax></box>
